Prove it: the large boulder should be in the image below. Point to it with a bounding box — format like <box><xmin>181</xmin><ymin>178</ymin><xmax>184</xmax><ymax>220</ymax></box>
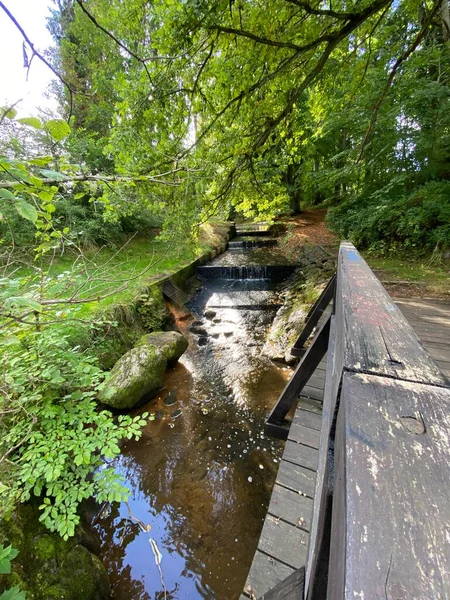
<box><xmin>138</xmin><ymin>330</ymin><xmax>188</xmax><ymax>367</ymax></box>
<box><xmin>99</xmin><ymin>345</ymin><xmax>167</xmax><ymax>409</ymax></box>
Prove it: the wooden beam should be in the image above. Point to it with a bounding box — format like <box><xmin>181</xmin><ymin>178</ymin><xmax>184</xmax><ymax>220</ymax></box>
<box><xmin>265</xmin><ymin>316</ymin><xmax>330</xmax><ymax>436</ymax></box>
<box><xmin>328</xmin><ymin>372</ymin><xmax>450</xmax><ymax>599</ymax></box>
<box><xmin>335</xmin><ymin>242</ymin><xmax>447</xmax><ymax>386</ymax></box>
<box><xmin>291</xmin><ymin>274</ymin><xmax>336</xmax><ymax>357</ymax></box>
<box><xmin>258</xmin><ymin>566</ymin><xmax>305</xmax><ymax>600</ymax></box>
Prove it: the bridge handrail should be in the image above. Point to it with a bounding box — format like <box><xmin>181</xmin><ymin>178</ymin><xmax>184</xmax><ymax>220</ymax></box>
<box><xmin>265</xmin><ymin>241</ymin><xmax>450</xmax><ymax>599</ymax></box>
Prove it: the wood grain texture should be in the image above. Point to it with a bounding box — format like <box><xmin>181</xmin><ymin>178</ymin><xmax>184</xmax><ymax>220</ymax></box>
<box><xmin>305</xmin><ymin>316</ymin><xmax>337</xmax><ymax>600</ymax></box>
<box><xmin>288</xmin><ymin>423</ymin><xmax>321</xmax><ymax>448</ymax></box>
<box><xmin>259</xmin><ymin>566</ymin><xmax>305</xmax><ymax>600</ymax></box>
<box><xmin>244</xmin><ymin>550</ymin><xmax>295</xmax><ymax>599</ymax></box>
<box><xmin>268</xmin><ymin>484</ymin><xmax>314</xmax><ymax>529</ymax></box>
<box><xmin>276</xmin><ymin>460</ymin><xmax>317</xmax><ymax>498</ymax></box>
<box><xmin>292</xmin><ymin>409</ymin><xmax>322</xmax><ymax>431</ymax></box>
<box><xmin>336</xmin><ymin>243</ymin><xmax>447</xmax><ymax>386</ymax></box>
<box><xmin>258</xmin><ymin>515</ymin><xmax>309</xmax><ymax>569</ymax></box>
<box><xmin>332</xmin><ymin>372</ymin><xmax>450</xmax><ymax>599</ymax></box>
<box><xmin>283</xmin><ymin>440</ymin><xmax>319</xmax><ymax>472</ymax></box>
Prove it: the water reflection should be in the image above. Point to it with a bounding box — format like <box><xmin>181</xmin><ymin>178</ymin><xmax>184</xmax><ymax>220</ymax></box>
<box><xmin>95</xmin><ymin>277</ymin><xmax>292</xmax><ymax>599</ymax></box>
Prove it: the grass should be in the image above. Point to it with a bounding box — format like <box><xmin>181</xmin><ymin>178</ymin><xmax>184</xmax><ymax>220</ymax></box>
<box><xmin>5</xmin><ymin>224</ymin><xmax>225</xmax><ymax>322</ymax></box>
<box><xmin>362</xmin><ymin>253</ymin><xmax>450</xmax><ymax>297</ymax></box>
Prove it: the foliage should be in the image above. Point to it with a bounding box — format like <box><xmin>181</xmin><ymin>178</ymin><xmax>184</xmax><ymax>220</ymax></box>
<box><xmin>327</xmin><ymin>180</ymin><xmax>450</xmax><ymax>253</ymax></box>
<box><xmin>0</xmin><ymin>545</ymin><xmax>26</xmax><ymax>600</ymax></box>
<box><xmin>0</xmin><ymin>328</ymin><xmax>152</xmax><ymax>540</ymax></box>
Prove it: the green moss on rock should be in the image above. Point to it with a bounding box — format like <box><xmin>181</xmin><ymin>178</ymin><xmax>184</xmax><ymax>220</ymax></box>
<box><xmin>0</xmin><ymin>503</ymin><xmax>109</xmax><ymax>600</ymax></box>
<box><xmin>138</xmin><ymin>330</ymin><xmax>188</xmax><ymax>366</ymax></box>
<box><xmin>98</xmin><ymin>345</ymin><xmax>167</xmax><ymax>409</ymax></box>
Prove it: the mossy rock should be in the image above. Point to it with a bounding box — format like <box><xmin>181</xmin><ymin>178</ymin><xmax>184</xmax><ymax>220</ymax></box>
<box><xmin>98</xmin><ymin>345</ymin><xmax>167</xmax><ymax>409</ymax></box>
<box><xmin>0</xmin><ymin>503</ymin><xmax>109</xmax><ymax>600</ymax></box>
<box><xmin>138</xmin><ymin>330</ymin><xmax>188</xmax><ymax>367</ymax></box>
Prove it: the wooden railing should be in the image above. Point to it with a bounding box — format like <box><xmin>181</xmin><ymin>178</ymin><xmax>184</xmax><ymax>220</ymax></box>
<box><xmin>264</xmin><ymin>242</ymin><xmax>450</xmax><ymax>600</ymax></box>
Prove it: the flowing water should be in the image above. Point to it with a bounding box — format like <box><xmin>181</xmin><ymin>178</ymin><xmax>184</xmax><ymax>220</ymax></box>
<box><xmin>94</xmin><ymin>233</ymin><xmax>294</xmax><ymax>600</ymax></box>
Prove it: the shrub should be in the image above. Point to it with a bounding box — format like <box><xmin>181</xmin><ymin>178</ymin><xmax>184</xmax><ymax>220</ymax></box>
<box><xmin>0</xmin><ymin>327</ymin><xmax>151</xmax><ymax>540</ymax></box>
<box><xmin>327</xmin><ymin>180</ymin><xmax>450</xmax><ymax>254</ymax></box>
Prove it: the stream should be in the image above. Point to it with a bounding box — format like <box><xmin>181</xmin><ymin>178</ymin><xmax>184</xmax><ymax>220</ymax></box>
<box><xmin>94</xmin><ymin>229</ymin><xmax>296</xmax><ymax>600</ymax></box>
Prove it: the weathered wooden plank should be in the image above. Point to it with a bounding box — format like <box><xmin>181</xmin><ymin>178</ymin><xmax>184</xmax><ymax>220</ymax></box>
<box><xmin>283</xmin><ymin>440</ymin><xmax>319</xmax><ymax>471</ymax></box>
<box><xmin>400</xmin><ymin>326</ymin><xmax>450</xmax><ymax>343</ymax></box>
<box><xmin>292</xmin><ymin>409</ymin><xmax>322</xmax><ymax>431</ymax></box>
<box><xmin>268</xmin><ymin>483</ymin><xmax>314</xmax><ymax>529</ymax></box>
<box><xmin>425</xmin><ymin>346</ymin><xmax>450</xmax><ymax>363</ymax></box>
<box><xmin>259</xmin><ymin>566</ymin><xmax>305</xmax><ymax>600</ymax></box>
<box><xmin>301</xmin><ymin>385</ymin><xmax>324</xmax><ymax>402</ymax></box>
<box><xmin>397</xmin><ymin>307</ymin><xmax>450</xmax><ymax>323</ymax></box>
<box><xmin>405</xmin><ymin>334</ymin><xmax>449</xmax><ymax>347</ymax></box>
<box><xmin>297</xmin><ymin>396</ymin><xmax>322</xmax><ymax>414</ymax></box>
<box><xmin>244</xmin><ymin>550</ymin><xmax>295</xmax><ymax>599</ymax></box>
<box><xmin>288</xmin><ymin>423</ymin><xmax>321</xmax><ymax>449</ymax></box>
<box><xmin>276</xmin><ymin>460</ymin><xmax>316</xmax><ymax>498</ymax></box>
<box><xmin>292</xmin><ymin>274</ymin><xmax>335</xmax><ymax>353</ymax></box>
<box><xmin>306</xmin><ymin>374</ymin><xmax>326</xmax><ymax>389</ymax></box>
<box><xmin>329</xmin><ymin>372</ymin><xmax>450</xmax><ymax>599</ymax></box>
<box><xmin>336</xmin><ymin>243</ymin><xmax>447</xmax><ymax>386</ymax></box>
<box><xmin>258</xmin><ymin>515</ymin><xmax>309</xmax><ymax>570</ymax></box>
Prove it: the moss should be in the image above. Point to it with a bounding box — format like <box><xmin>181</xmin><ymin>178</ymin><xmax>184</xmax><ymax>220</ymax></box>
<box><xmin>138</xmin><ymin>330</ymin><xmax>188</xmax><ymax>366</ymax></box>
<box><xmin>98</xmin><ymin>344</ymin><xmax>167</xmax><ymax>409</ymax></box>
<box><xmin>0</xmin><ymin>503</ymin><xmax>109</xmax><ymax>600</ymax></box>
<box><xmin>136</xmin><ymin>284</ymin><xmax>169</xmax><ymax>331</ymax></box>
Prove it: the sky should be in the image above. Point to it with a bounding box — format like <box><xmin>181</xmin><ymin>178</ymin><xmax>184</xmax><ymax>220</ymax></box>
<box><xmin>0</xmin><ymin>0</ymin><xmax>58</xmax><ymax>117</ymax></box>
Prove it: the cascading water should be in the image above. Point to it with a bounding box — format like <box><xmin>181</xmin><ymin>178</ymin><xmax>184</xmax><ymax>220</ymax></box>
<box><xmin>93</xmin><ymin>227</ymin><xmax>296</xmax><ymax>600</ymax></box>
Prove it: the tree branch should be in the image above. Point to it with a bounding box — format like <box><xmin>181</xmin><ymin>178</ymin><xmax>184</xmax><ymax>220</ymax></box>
<box><xmin>0</xmin><ymin>168</ymin><xmax>188</xmax><ymax>189</ymax></box>
<box><xmin>0</xmin><ymin>0</ymin><xmax>74</xmax><ymax>120</ymax></box>
<box><xmin>357</xmin><ymin>0</ymin><xmax>441</xmax><ymax>162</ymax></box>
<box><xmin>211</xmin><ymin>25</ymin><xmax>302</xmax><ymax>50</ymax></box>
<box><xmin>285</xmin><ymin>0</ymin><xmax>360</xmax><ymax>20</ymax></box>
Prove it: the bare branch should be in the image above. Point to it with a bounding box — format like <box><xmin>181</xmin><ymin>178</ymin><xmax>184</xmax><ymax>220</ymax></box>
<box><xmin>0</xmin><ymin>0</ymin><xmax>74</xmax><ymax>120</ymax></box>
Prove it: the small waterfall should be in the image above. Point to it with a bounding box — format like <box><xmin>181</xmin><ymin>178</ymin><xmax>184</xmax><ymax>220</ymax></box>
<box><xmin>197</xmin><ymin>264</ymin><xmax>296</xmax><ymax>281</ymax></box>
<box><xmin>228</xmin><ymin>239</ymin><xmax>277</xmax><ymax>249</ymax></box>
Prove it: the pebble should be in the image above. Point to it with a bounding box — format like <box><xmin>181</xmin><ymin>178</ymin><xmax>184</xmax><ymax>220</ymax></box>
<box><xmin>171</xmin><ymin>409</ymin><xmax>182</xmax><ymax>419</ymax></box>
<box><xmin>248</xmin><ymin>476</ymin><xmax>253</xmax><ymax>483</ymax></box>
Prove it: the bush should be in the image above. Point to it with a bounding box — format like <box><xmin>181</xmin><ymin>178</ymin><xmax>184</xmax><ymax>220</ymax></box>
<box><xmin>327</xmin><ymin>180</ymin><xmax>450</xmax><ymax>254</ymax></box>
<box><xmin>0</xmin><ymin>327</ymin><xmax>151</xmax><ymax>539</ymax></box>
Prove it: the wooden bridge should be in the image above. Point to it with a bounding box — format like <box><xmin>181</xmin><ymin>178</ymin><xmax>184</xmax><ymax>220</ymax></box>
<box><xmin>242</xmin><ymin>242</ymin><xmax>450</xmax><ymax>600</ymax></box>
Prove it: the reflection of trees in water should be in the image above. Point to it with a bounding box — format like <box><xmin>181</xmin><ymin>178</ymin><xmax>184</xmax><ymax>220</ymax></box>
<box><xmin>95</xmin><ymin>280</ymin><xmax>287</xmax><ymax>598</ymax></box>
<box><xmin>95</xmin><ymin>503</ymin><xmax>150</xmax><ymax>600</ymax></box>
<box><xmin>112</xmin><ymin>442</ymin><xmax>278</xmax><ymax>598</ymax></box>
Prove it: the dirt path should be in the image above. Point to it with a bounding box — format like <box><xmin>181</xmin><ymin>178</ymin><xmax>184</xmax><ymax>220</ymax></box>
<box><xmin>277</xmin><ymin>210</ymin><xmax>449</xmax><ymax>300</ymax></box>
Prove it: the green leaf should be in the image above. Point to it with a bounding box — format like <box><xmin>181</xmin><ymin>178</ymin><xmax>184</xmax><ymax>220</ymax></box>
<box><xmin>1</xmin><ymin>106</ymin><xmax>17</xmax><ymax>120</ymax></box>
<box><xmin>0</xmin><ymin>189</ymin><xmax>16</xmax><ymax>201</ymax></box>
<box><xmin>40</xmin><ymin>170</ymin><xmax>66</xmax><ymax>181</ymax></box>
<box><xmin>5</xmin><ymin>296</ymin><xmax>42</xmax><ymax>311</ymax></box>
<box><xmin>15</xmin><ymin>200</ymin><xmax>38</xmax><ymax>223</ymax></box>
<box><xmin>17</xmin><ymin>117</ymin><xmax>42</xmax><ymax>129</ymax></box>
<box><xmin>44</xmin><ymin>119</ymin><xmax>71</xmax><ymax>142</ymax></box>
<box><xmin>29</xmin><ymin>156</ymin><xmax>53</xmax><ymax>167</ymax></box>
<box><xmin>0</xmin><ymin>585</ymin><xmax>26</xmax><ymax>600</ymax></box>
